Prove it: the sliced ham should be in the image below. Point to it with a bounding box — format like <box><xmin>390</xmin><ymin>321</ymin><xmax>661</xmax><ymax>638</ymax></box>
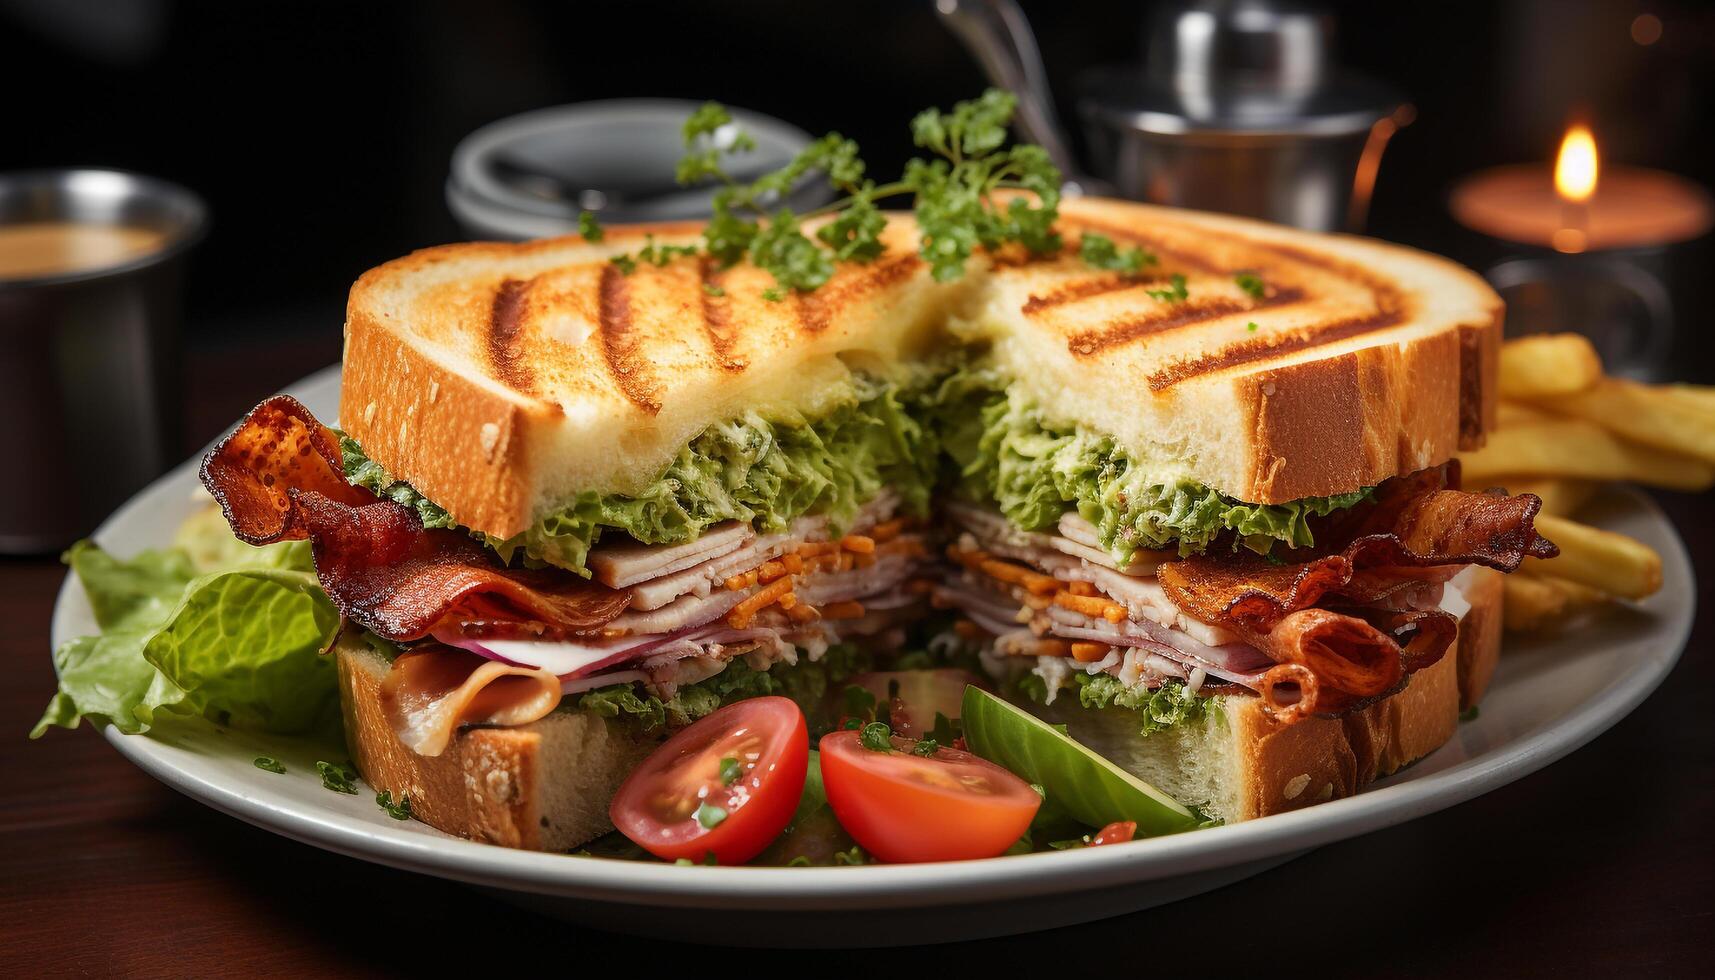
<box><xmin>796</xmin><ymin>553</ymin><xmax>916</xmax><ymax>606</ymax></box>
<box><xmin>604</xmin><ymin>489</ymin><xmax>905</xmax><ymax>609</ymax></box>
<box><xmin>608</xmin><ymin>588</ymin><xmax>748</xmax><ymax>635</ymax></box>
<box><xmin>629</xmin><ymin>531</ymin><xmax>799</xmax><ymax>610</ymax></box>
<box><xmin>588</xmin><ymin>521</ymin><xmax>753</xmax><ymax>588</ymax></box>
<box><xmin>377</xmin><ymin>644</ymin><xmax>563</xmax><ymax>756</ymax></box>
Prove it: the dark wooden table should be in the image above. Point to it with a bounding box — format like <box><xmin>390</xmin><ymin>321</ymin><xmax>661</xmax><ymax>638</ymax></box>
<box><xmin>4</xmin><ymin>338</ymin><xmax>1710</xmax><ymax>976</ymax></box>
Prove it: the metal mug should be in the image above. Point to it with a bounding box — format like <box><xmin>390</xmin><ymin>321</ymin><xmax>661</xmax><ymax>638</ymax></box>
<box><xmin>0</xmin><ymin>170</ymin><xmax>207</xmax><ymax>552</ymax></box>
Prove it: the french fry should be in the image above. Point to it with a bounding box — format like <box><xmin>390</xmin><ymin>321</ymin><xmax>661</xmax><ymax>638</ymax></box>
<box><xmin>1482</xmin><ymin>475</ymin><xmax>1598</xmax><ymax>517</ymax></box>
<box><xmin>1503</xmin><ymin>574</ymin><xmax>1569</xmax><ymax>632</ymax></box>
<box><xmin>1496</xmin><ymin>400</ymin><xmax>1560</xmax><ymax>428</ymax></box>
<box><xmin>1526</xmin><ymin>513</ymin><xmax>1662</xmax><ymax>600</ymax></box>
<box><xmin>1526</xmin><ymin>377</ymin><xmax>1715</xmax><ymax>465</ymax></box>
<box><xmin>1459</xmin><ymin>420</ymin><xmax>1715</xmax><ymax>492</ymax></box>
<box><xmin>1504</xmin><ymin>571</ymin><xmax>1610</xmax><ymax>632</ymax></box>
<box><xmin>1663</xmin><ymin>383</ymin><xmax>1715</xmax><ymax>414</ymax></box>
<box><xmin>1522</xmin><ymin>570</ymin><xmax>1610</xmax><ymax>608</ymax></box>
<box><xmin>1499</xmin><ymin>334</ymin><xmax>1603</xmax><ymax>399</ymax></box>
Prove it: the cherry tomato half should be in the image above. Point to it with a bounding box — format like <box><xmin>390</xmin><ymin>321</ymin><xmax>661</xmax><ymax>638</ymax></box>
<box><xmin>818</xmin><ymin>730</ymin><xmax>1040</xmax><ymax>863</ymax></box>
<box><xmin>610</xmin><ymin>696</ymin><xmax>807</xmax><ymax>865</ymax></box>
<box><xmin>1089</xmin><ymin>820</ymin><xmax>1137</xmax><ymax>846</ymax></box>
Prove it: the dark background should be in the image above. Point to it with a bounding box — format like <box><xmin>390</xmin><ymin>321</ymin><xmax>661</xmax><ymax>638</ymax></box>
<box><xmin>4</xmin><ymin>0</ymin><xmax>1713</xmax><ymax>973</ymax></box>
<box><xmin>6</xmin><ymin>0</ymin><xmax>1714</xmax><ymax>373</ymax></box>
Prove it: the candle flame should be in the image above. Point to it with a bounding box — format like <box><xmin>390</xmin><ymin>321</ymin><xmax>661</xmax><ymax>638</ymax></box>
<box><xmin>1555</xmin><ymin>124</ymin><xmax>1599</xmax><ymax>203</ymax></box>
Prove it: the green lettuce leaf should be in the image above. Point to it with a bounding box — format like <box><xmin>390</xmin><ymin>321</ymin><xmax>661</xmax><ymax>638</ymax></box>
<box><xmin>1005</xmin><ymin>667</ymin><xmax>1213</xmax><ymax>738</ymax></box>
<box><xmin>1068</xmin><ymin>675</ymin><xmax>1213</xmax><ymax>737</ymax></box>
<box><xmin>33</xmin><ymin>532</ymin><xmax>341</xmax><ymax>739</ymax></box>
<box><xmin>928</xmin><ymin>367</ymin><xmax>1371</xmax><ymax>562</ymax></box>
<box><xmin>340</xmin><ymin>438</ymin><xmax>456</xmax><ymax>530</ymax></box>
<box><xmin>342</xmin><ymin>375</ymin><xmax>940</xmax><ymax>575</ymax></box>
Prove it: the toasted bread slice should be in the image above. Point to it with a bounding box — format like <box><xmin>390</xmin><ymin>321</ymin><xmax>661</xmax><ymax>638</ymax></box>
<box><xmin>341</xmin><ymin>220</ymin><xmax>972</xmax><ymax>539</ymax></box>
<box><xmin>977</xmin><ymin>198</ymin><xmax>1502</xmax><ymax>504</ymax></box>
<box><xmin>336</xmin><ymin>635</ymin><xmax>656</xmax><ymax>851</ymax></box>
<box><xmin>340</xmin><ymin>200</ymin><xmax>1501</xmax><ymax>536</ymax></box>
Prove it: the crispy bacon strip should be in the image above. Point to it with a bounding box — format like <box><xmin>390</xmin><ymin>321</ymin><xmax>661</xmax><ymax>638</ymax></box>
<box><xmin>200</xmin><ymin>395</ymin><xmax>375</xmax><ymax>545</ymax></box>
<box><xmin>292</xmin><ymin>493</ymin><xmax>632</xmax><ymax>640</ymax></box>
<box><xmin>200</xmin><ymin>397</ymin><xmax>631</xmax><ymax>642</ymax></box>
<box><xmin>1160</xmin><ymin>467</ymin><xmax>1555</xmax><ymax>632</ymax></box>
<box><xmin>378</xmin><ymin>644</ymin><xmax>562</xmax><ymax>756</ymax></box>
<box><xmin>1158</xmin><ymin>463</ymin><xmax>1555</xmax><ymax>720</ymax></box>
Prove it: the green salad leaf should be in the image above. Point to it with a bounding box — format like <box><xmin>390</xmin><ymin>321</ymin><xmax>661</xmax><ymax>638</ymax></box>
<box><xmin>33</xmin><ymin>530</ymin><xmax>342</xmax><ymax>740</ymax></box>
<box><xmin>343</xmin><ymin>374</ymin><xmax>940</xmax><ymax>576</ymax></box>
<box><xmin>929</xmin><ymin>368</ymin><xmax>1371</xmax><ymax>562</ymax></box>
<box><xmin>1062</xmin><ymin>675</ymin><xmax>1213</xmax><ymax>738</ymax></box>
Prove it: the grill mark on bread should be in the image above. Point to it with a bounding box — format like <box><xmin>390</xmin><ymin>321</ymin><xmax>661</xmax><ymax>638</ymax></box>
<box><xmin>597</xmin><ymin>265</ymin><xmax>662</xmax><ymax>413</ymax></box>
<box><xmin>697</xmin><ymin>259</ymin><xmax>746</xmax><ymax>371</ymax></box>
<box><xmin>1147</xmin><ymin>308</ymin><xmax>1405</xmax><ymax>390</ymax></box>
<box><xmin>487</xmin><ymin>279</ymin><xmax>535</xmax><ymax>394</ymax></box>
<box><xmin>1022</xmin><ymin>274</ymin><xmax>1171</xmax><ymax>314</ymax></box>
<box><xmin>799</xmin><ymin>252</ymin><xmax>921</xmax><ymax>329</ymax></box>
<box><xmin>1066</xmin><ymin>287</ymin><xmax>1307</xmax><ymax>355</ymax></box>
<box><xmin>793</xmin><ymin>289</ymin><xmax>830</xmax><ymax>334</ymax></box>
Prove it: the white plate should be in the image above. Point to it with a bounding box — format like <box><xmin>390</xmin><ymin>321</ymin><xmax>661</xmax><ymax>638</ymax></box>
<box><xmin>51</xmin><ymin>366</ymin><xmax>1696</xmax><ymax>947</ymax></box>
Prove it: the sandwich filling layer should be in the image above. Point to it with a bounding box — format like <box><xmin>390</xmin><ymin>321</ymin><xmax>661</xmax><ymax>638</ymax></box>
<box><xmin>198</xmin><ymin>362</ymin><xmax>1552</xmax><ymax>760</ymax></box>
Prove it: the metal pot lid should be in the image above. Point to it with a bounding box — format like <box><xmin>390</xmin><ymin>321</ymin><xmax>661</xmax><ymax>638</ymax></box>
<box><xmin>1077</xmin><ymin>1</ymin><xmax>1402</xmax><ymax>137</ymax></box>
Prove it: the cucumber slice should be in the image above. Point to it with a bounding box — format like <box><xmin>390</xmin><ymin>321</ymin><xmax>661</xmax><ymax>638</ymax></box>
<box><xmin>961</xmin><ymin>686</ymin><xmax>1197</xmax><ymax>837</ymax></box>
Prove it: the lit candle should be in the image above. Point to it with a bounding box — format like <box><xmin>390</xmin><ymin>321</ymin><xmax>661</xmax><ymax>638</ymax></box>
<box><xmin>1449</xmin><ymin>123</ymin><xmax>1711</xmax><ymax>252</ymax></box>
<box><xmin>1552</xmin><ymin>124</ymin><xmax>1597</xmax><ymax>253</ymax></box>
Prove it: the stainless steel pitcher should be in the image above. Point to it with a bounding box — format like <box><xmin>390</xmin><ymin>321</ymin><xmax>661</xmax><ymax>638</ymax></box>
<box><xmin>937</xmin><ymin>0</ymin><xmax>1408</xmax><ymax>232</ymax></box>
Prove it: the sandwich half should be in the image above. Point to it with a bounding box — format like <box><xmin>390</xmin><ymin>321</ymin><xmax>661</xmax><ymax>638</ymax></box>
<box><xmin>923</xmin><ymin>198</ymin><xmax>1545</xmax><ymax>822</ymax></box>
<box><xmin>198</xmin><ymin>198</ymin><xmax>1551</xmax><ymax>847</ymax></box>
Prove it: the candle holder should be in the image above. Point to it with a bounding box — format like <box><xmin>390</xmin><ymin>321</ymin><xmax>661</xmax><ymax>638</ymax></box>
<box><xmin>1482</xmin><ymin>248</ymin><xmax>1675</xmax><ymax>375</ymax></box>
<box><xmin>1450</xmin><ymin>160</ymin><xmax>1712</xmax><ymax>380</ymax></box>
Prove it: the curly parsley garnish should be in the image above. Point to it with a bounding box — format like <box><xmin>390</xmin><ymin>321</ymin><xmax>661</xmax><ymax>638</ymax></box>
<box><xmin>1235</xmin><ymin>271</ymin><xmax>1266</xmax><ymax>299</ymax></box>
<box><xmin>695</xmin><ymin>802</ymin><xmax>729</xmax><ymax>829</ymax></box>
<box><xmin>1078</xmin><ymin>232</ymin><xmax>1155</xmax><ymax>274</ymax></box>
<box><xmin>612</xmin><ymin>89</ymin><xmax>1109</xmax><ymax>294</ymax></box>
<box><xmin>375</xmin><ymin>789</ymin><xmax>412</xmax><ymax>820</ymax></box>
<box><xmin>859</xmin><ymin>721</ymin><xmax>894</xmax><ymax>752</ymax></box>
<box><xmin>578</xmin><ymin>210</ymin><xmax>604</xmax><ymax>242</ymax></box>
<box><xmin>718</xmin><ymin>757</ymin><xmax>743</xmax><ymax>787</ymax></box>
<box><xmin>316</xmin><ymin>760</ymin><xmax>359</xmax><ymax>794</ymax></box>
<box><xmin>1145</xmin><ymin>273</ymin><xmax>1189</xmax><ymax>303</ymax></box>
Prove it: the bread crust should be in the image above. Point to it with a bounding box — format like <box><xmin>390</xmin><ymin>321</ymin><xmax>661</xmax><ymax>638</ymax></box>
<box><xmin>1225</xmin><ymin>649</ymin><xmax>1460</xmax><ymax>820</ymax></box>
<box><xmin>1218</xmin><ymin>567</ymin><xmax>1504</xmax><ymax>820</ymax></box>
<box><xmin>1454</xmin><ymin>566</ymin><xmax>1505</xmax><ymax>708</ymax></box>
<box><xmin>336</xmin><ymin>637</ymin><xmax>655</xmax><ymax>851</ymax></box>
